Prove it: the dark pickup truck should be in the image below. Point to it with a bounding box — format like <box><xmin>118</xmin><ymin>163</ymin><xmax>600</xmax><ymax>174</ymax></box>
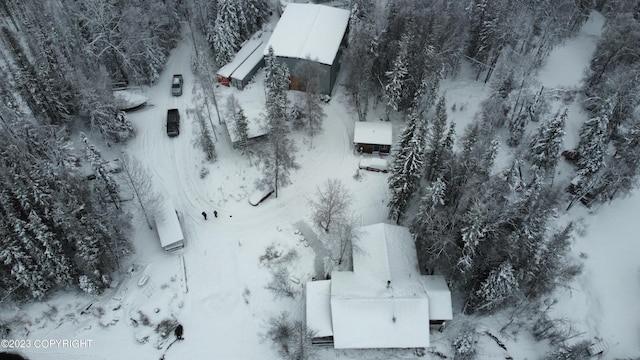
<box><xmin>166</xmin><ymin>109</ymin><xmax>180</xmax><ymax>137</ymax></box>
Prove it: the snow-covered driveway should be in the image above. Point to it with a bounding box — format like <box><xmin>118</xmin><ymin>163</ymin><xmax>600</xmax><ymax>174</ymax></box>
<box><xmin>118</xmin><ymin>23</ymin><xmax>391</xmax><ymax>359</ymax></box>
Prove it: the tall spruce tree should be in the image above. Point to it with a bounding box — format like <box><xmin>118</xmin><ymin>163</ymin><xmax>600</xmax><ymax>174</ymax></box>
<box><xmin>259</xmin><ymin>47</ymin><xmax>298</xmax><ymax>197</ymax></box>
<box><xmin>383</xmin><ymin>33</ymin><xmax>411</xmax><ymax>116</ymax></box>
<box><xmin>457</xmin><ymin>199</ymin><xmax>490</xmax><ymax>274</ymax></box>
<box><xmin>528</xmin><ymin>109</ymin><xmax>566</xmax><ymax>175</ymax></box>
<box><xmin>212</xmin><ymin>0</ymin><xmax>242</xmax><ymax>66</ymax></box>
<box><xmin>344</xmin><ymin>0</ymin><xmax>376</xmax><ymax>121</ymax></box>
<box><xmin>470</xmin><ymin>261</ymin><xmax>519</xmax><ymax>312</ymax></box>
<box><xmin>387</xmin><ymin>112</ymin><xmax>426</xmax><ymax>224</ymax></box>
<box><xmin>425</xmin><ymin>96</ymin><xmax>449</xmax><ymax>181</ymax></box>
<box><xmin>576</xmin><ymin>107</ymin><xmax>611</xmax><ymax>177</ymax></box>
<box><xmin>295</xmin><ymin>59</ymin><xmax>326</xmax><ymax>141</ymax></box>
<box><xmin>234</xmin><ymin>106</ymin><xmax>250</xmax><ymax>154</ymax></box>
<box><xmin>410</xmin><ymin>178</ymin><xmax>452</xmax><ymax>273</ymax></box>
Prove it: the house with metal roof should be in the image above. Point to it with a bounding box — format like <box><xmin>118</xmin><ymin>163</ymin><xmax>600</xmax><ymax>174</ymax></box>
<box><xmin>305</xmin><ymin>223</ymin><xmax>453</xmax><ymax>349</ymax></box>
<box><xmin>264</xmin><ymin>3</ymin><xmax>350</xmax><ymax>95</ymax></box>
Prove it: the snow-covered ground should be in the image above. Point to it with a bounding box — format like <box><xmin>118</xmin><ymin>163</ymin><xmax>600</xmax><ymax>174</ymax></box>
<box><xmin>3</xmin><ymin>10</ymin><xmax>639</xmax><ymax>360</ymax></box>
<box><xmin>535</xmin><ymin>11</ymin><xmax>640</xmax><ymax>359</ymax></box>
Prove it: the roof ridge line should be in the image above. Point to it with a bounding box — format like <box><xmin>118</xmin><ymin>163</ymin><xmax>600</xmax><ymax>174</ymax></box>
<box><xmin>297</xmin><ymin>4</ymin><xmax>321</xmax><ymax>60</ymax></box>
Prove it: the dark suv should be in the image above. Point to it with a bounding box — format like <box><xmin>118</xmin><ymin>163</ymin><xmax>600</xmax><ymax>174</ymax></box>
<box><xmin>171</xmin><ymin>74</ymin><xmax>183</xmax><ymax>96</ymax></box>
<box><xmin>166</xmin><ymin>109</ymin><xmax>180</xmax><ymax>137</ymax></box>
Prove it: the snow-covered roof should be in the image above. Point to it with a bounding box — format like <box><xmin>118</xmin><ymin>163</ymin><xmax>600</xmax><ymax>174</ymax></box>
<box><xmin>225</xmin><ymin>106</ymin><xmax>268</xmax><ymax>144</ymax></box>
<box><xmin>331</xmin><ymin>296</ymin><xmax>430</xmax><ymax>349</ymax></box>
<box><xmin>353</xmin><ymin>122</ymin><xmax>393</xmax><ymax>146</ymax></box>
<box><xmin>217</xmin><ymin>40</ymin><xmax>263</xmax><ymax>78</ymax></box>
<box><xmin>311</xmin><ymin>223</ymin><xmax>452</xmax><ymax>349</ymax></box>
<box><xmin>421</xmin><ymin>275</ymin><xmax>453</xmax><ymax>321</ymax></box>
<box><xmin>155</xmin><ymin>199</ymin><xmax>184</xmax><ymax>249</ymax></box>
<box><xmin>306</xmin><ymin>280</ymin><xmax>333</xmax><ymax>337</ymax></box>
<box><xmin>265</xmin><ymin>4</ymin><xmax>350</xmax><ymax>65</ymax></box>
<box><xmin>232</xmin><ymin>42</ymin><xmax>267</xmax><ymax>80</ymax></box>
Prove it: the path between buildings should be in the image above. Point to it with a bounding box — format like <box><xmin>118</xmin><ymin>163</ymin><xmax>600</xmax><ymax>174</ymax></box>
<box><xmin>293</xmin><ymin>220</ymin><xmax>329</xmax><ymax>279</ymax></box>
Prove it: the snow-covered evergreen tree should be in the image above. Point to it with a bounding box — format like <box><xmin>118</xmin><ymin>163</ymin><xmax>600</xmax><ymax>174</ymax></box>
<box><xmin>295</xmin><ymin>59</ymin><xmax>326</xmax><ymax>140</ymax></box>
<box><xmin>412</xmin><ymin>58</ymin><xmax>442</xmax><ymax>115</ymax></box>
<box><xmin>480</xmin><ymin>138</ymin><xmax>500</xmax><ymax>178</ymax></box>
<box><xmin>601</xmin><ymin>118</ymin><xmax>640</xmax><ymax>199</ymax></box>
<box><xmin>387</xmin><ymin>112</ymin><xmax>426</xmax><ymax>223</ymax></box>
<box><xmin>457</xmin><ymin>200</ymin><xmax>489</xmax><ymax>274</ymax></box>
<box><xmin>195</xmin><ymin>109</ymin><xmax>217</xmax><ymax>162</ymax></box>
<box><xmin>446</xmin><ymin>123</ymin><xmax>490</xmax><ymax>210</ymax></box>
<box><xmin>528</xmin><ymin>109</ymin><xmax>566</xmax><ymax>174</ymax></box>
<box><xmin>344</xmin><ymin>0</ymin><xmax>376</xmax><ymax>121</ymax></box>
<box><xmin>410</xmin><ymin>178</ymin><xmax>452</xmax><ymax>272</ymax></box>
<box><xmin>112</xmin><ymin>111</ymin><xmax>136</xmax><ymax>142</ymax></box>
<box><xmin>383</xmin><ymin>33</ymin><xmax>411</xmax><ymax>115</ymax></box>
<box><xmin>576</xmin><ymin>109</ymin><xmax>610</xmax><ymax>177</ymax></box>
<box><xmin>234</xmin><ymin>106</ymin><xmax>250</xmax><ymax>154</ymax></box>
<box><xmin>244</xmin><ymin>0</ymin><xmax>270</xmax><ymax>34</ymax></box>
<box><xmin>452</xmin><ymin>325</ymin><xmax>479</xmax><ymax>360</ymax></box>
<box><xmin>259</xmin><ymin>47</ymin><xmax>298</xmax><ymax>197</ymax></box>
<box><xmin>425</xmin><ymin>96</ymin><xmax>449</xmax><ymax>181</ymax></box>
<box><xmin>471</xmin><ymin>261</ymin><xmax>519</xmax><ymax>312</ymax></box>
<box><xmin>212</xmin><ymin>0</ymin><xmax>242</xmax><ymax>66</ymax></box>
<box><xmin>467</xmin><ymin>0</ymin><xmax>500</xmax><ymax>80</ymax></box>
<box><xmin>523</xmin><ymin>223</ymin><xmax>579</xmax><ymax>298</ymax></box>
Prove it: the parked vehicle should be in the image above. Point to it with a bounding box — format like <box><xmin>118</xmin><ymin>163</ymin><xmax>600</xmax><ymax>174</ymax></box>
<box><xmin>249</xmin><ymin>187</ymin><xmax>275</xmax><ymax>206</ymax></box>
<box><xmin>358</xmin><ymin>158</ymin><xmax>389</xmax><ymax>173</ymax></box>
<box><xmin>167</xmin><ymin>109</ymin><xmax>180</xmax><ymax>137</ymax></box>
<box><xmin>171</xmin><ymin>74</ymin><xmax>183</xmax><ymax>96</ymax></box>
<box><xmin>156</xmin><ymin>199</ymin><xmax>185</xmax><ymax>252</ymax></box>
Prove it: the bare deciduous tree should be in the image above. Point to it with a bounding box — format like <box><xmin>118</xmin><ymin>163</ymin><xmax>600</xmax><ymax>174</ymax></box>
<box><xmin>120</xmin><ymin>153</ymin><xmax>162</xmax><ymax>229</ymax></box>
<box><xmin>308</xmin><ymin>178</ymin><xmax>351</xmax><ymax>233</ymax></box>
<box><xmin>266</xmin><ymin>266</ymin><xmax>297</xmax><ymax>299</ymax></box>
<box><xmin>265</xmin><ymin>312</ymin><xmax>317</xmax><ymax>360</ymax></box>
<box><xmin>328</xmin><ymin>216</ymin><xmax>360</xmax><ymax>266</ymax></box>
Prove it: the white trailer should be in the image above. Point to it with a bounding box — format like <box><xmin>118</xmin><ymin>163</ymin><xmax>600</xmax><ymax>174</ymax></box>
<box><xmin>156</xmin><ymin>199</ymin><xmax>185</xmax><ymax>252</ymax></box>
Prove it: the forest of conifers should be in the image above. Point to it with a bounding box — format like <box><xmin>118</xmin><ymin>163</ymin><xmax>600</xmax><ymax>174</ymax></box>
<box><xmin>1</xmin><ymin>0</ymin><xmax>639</xmax><ymax>326</ymax></box>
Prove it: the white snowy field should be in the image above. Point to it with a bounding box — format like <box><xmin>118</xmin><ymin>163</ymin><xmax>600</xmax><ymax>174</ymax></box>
<box><xmin>536</xmin><ymin>12</ymin><xmax>640</xmax><ymax>359</ymax></box>
<box><xmin>2</xmin><ymin>10</ymin><xmax>639</xmax><ymax>360</ymax></box>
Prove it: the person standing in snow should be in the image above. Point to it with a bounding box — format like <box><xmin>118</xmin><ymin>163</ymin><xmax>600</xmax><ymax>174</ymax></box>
<box><xmin>174</xmin><ymin>324</ymin><xmax>184</xmax><ymax>340</ymax></box>
<box><xmin>213</xmin><ymin>210</ymin><xmax>218</xmax><ymax>218</ymax></box>
<box><xmin>201</xmin><ymin>211</ymin><xmax>207</xmax><ymax>220</ymax></box>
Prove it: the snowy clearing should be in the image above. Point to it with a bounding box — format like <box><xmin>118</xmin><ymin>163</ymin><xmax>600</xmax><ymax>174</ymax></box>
<box><xmin>4</xmin><ymin>9</ymin><xmax>639</xmax><ymax>360</ymax></box>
